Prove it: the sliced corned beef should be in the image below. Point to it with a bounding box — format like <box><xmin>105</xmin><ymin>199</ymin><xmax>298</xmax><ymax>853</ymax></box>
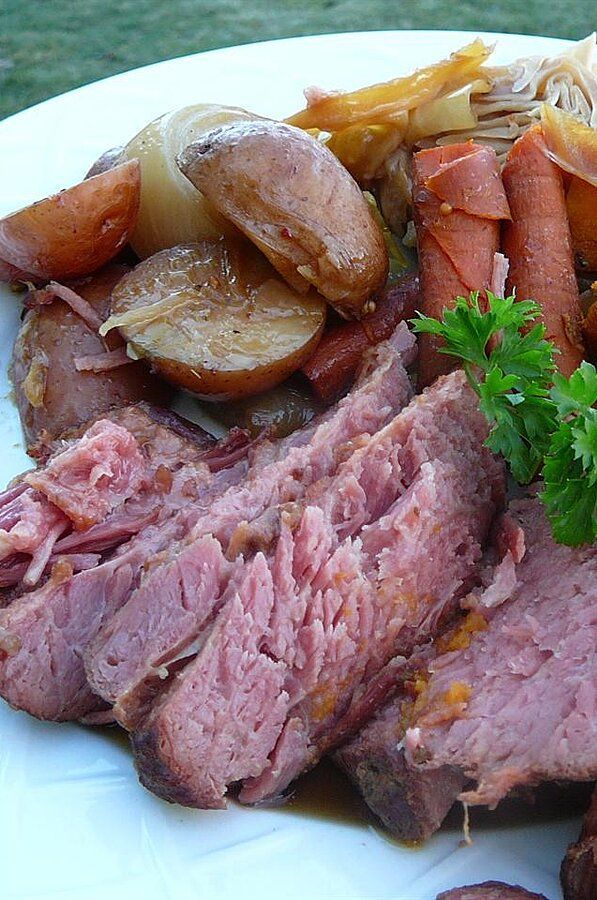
<box><xmin>0</xmin><ymin>408</ymin><xmax>250</xmax><ymax>721</ymax></box>
<box><xmin>44</xmin><ymin>401</ymin><xmax>218</xmax><ymax>469</ymax></box>
<box><xmin>561</xmin><ymin>786</ymin><xmax>597</xmax><ymax>900</ymax></box>
<box><xmin>335</xmin><ymin>683</ymin><xmax>468</xmax><ymax>842</ymax></box>
<box><xmin>133</xmin><ymin>553</ymin><xmax>289</xmax><ymax>807</ymax></box>
<box><xmin>0</xmin><ymin>403</ymin><xmax>250</xmax><ymax>605</ymax></box>
<box><xmin>0</xmin><ymin>403</ymin><xmax>242</xmax><ymax>594</ymax></box>
<box><xmin>334</xmin><ymin>512</ymin><xmax>525</xmax><ymax>841</ymax></box>
<box><xmin>131</xmin><ymin>369</ymin><xmax>503</xmax><ymax>808</ymax></box>
<box><xmin>404</xmin><ymin>497</ymin><xmax>597</xmax><ymax>806</ymax></box>
<box><xmin>24</xmin><ymin>419</ymin><xmax>148</xmax><ymax>529</ymax></box>
<box><xmin>85</xmin><ymin>326</ymin><xmax>416</xmax><ymax>729</ymax></box>
<box><xmin>338</xmin><ymin>498</ymin><xmax>596</xmax><ymax>841</ymax></box>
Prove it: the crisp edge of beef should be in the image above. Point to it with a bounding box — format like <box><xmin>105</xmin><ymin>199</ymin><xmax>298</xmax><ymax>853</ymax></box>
<box><xmin>561</xmin><ymin>787</ymin><xmax>597</xmax><ymax>900</ymax></box>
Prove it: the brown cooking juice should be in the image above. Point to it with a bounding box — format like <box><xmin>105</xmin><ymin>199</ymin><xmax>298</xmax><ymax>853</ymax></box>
<box><xmin>280</xmin><ymin>760</ymin><xmax>370</xmax><ymax>827</ymax></box>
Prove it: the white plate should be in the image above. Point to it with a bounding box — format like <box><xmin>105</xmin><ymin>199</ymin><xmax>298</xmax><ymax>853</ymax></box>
<box><xmin>0</xmin><ymin>30</ymin><xmax>583</xmax><ymax>900</ymax></box>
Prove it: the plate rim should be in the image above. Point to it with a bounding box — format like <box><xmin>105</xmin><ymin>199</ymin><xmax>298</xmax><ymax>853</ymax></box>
<box><xmin>0</xmin><ymin>28</ymin><xmax>574</xmax><ymax>127</ymax></box>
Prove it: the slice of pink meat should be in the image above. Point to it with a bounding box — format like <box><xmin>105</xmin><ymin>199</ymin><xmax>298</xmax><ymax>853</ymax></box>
<box><xmin>25</xmin><ymin>419</ymin><xmax>148</xmax><ymax>529</ymax></box>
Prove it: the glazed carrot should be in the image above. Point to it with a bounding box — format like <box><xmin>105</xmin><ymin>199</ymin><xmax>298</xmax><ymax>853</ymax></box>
<box><xmin>566</xmin><ymin>176</ymin><xmax>597</xmax><ymax>272</ymax></box>
<box><xmin>302</xmin><ymin>274</ymin><xmax>420</xmax><ymax>402</ymax></box>
<box><xmin>412</xmin><ymin>142</ymin><xmax>510</xmax><ymax>386</ymax></box>
<box><xmin>502</xmin><ymin>125</ymin><xmax>585</xmax><ymax>376</ymax></box>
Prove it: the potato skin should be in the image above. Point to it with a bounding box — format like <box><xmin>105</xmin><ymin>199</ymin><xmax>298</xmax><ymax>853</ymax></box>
<box><xmin>0</xmin><ymin>161</ymin><xmax>140</xmax><ymax>281</ymax></box>
<box><xmin>177</xmin><ymin>121</ymin><xmax>389</xmax><ymax>319</ymax></box>
<box><xmin>123</xmin><ymin>104</ymin><xmax>261</xmax><ymax>260</ymax></box>
<box><xmin>148</xmin><ymin>329</ymin><xmax>323</xmax><ymax>401</ymax></box>
<box><xmin>11</xmin><ymin>264</ymin><xmax>169</xmax><ymax>458</ymax></box>
<box><xmin>85</xmin><ymin>146</ymin><xmax>125</xmax><ymax>179</ymax></box>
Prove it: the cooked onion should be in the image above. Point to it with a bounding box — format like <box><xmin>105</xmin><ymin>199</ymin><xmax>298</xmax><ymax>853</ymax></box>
<box><xmin>122</xmin><ymin>103</ymin><xmax>262</xmax><ymax>259</ymax></box>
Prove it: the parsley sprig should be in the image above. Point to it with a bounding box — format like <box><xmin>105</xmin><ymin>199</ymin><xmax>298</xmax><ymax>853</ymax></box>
<box><xmin>542</xmin><ymin>364</ymin><xmax>597</xmax><ymax>545</ymax></box>
<box><xmin>411</xmin><ymin>292</ymin><xmax>596</xmax><ymax>546</ymax></box>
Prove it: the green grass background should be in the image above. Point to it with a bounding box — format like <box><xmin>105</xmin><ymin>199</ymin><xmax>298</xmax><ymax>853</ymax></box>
<box><xmin>1</xmin><ymin>0</ymin><xmax>594</xmax><ymax>120</ymax></box>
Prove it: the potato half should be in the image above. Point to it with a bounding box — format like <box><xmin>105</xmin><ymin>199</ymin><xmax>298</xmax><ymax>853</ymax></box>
<box><xmin>102</xmin><ymin>241</ymin><xmax>326</xmax><ymax>401</ymax></box>
<box><xmin>177</xmin><ymin>120</ymin><xmax>389</xmax><ymax>319</ymax></box>
<box><xmin>122</xmin><ymin>104</ymin><xmax>261</xmax><ymax>259</ymax></box>
<box><xmin>0</xmin><ymin>161</ymin><xmax>140</xmax><ymax>281</ymax></box>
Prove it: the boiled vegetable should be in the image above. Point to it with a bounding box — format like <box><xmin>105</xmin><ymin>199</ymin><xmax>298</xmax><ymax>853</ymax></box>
<box><xmin>0</xmin><ymin>161</ymin><xmax>140</xmax><ymax>281</ymax></box>
<box><xmin>412</xmin><ymin>141</ymin><xmax>511</xmax><ymax>387</ymax></box>
<box><xmin>566</xmin><ymin>176</ymin><xmax>597</xmax><ymax>272</ymax></box>
<box><xmin>178</xmin><ymin>120</ymin><xmax>388</xmax><ymax>319</ymax></box>
<box><xmin>212</xmin><ymin>381</ymin><xmax>321</xmax><ymax>438</ymax></box>
<box><xmin>286</xmin><ymin>39</ymin><xmax>491</xmax><ymax>131</ymax></box>
<box><xmin>502</xmin><ymin>125</ymin><xmax>585</xmax><ymax>376</ymax></box>
<box><xmin>11</xmin><ymin>264</ymin><xmax>167</xmax><ymax>459</ymax></box>
<box><xmin>302</xmin><ymin>274</ymin><xmax>420</xmax><ymax>402</ymax></box>
<box><xmin>122</xmin><ymin>104</ymin><xmax>260</xmax><ymax>259</ymax></box>
<box><xmin>102</xmin><ymin>240</ymin><xmax>327</xmax><ymax>401</ymax></box>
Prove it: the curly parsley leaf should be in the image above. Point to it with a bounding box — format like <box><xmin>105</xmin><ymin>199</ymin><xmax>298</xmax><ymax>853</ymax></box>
<box><xmin>542</xmin><ymin>362</ymin><xmax>597</xmax><ymax>546</ymax></box>
<box><xmin>411</xmin><ymin>292</ymin><xmax>557</xmax><ymax>484</ymax></box>
<box><xmin>411</xmin><ymin>294</ymin><xmax>596</xmax><ymax>546</ymax></box>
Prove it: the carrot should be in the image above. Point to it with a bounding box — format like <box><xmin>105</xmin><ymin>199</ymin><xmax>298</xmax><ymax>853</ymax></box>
<box><xmin>301</xmin><ymin>273</ymin><xmax>420</xmax><ymax>402</ymax></box>
<box><xmin>502</xmin><ymin>125</ymin><xmax>585</xmax><ymax>376</ymax></box>
<box><xmin>412</xmin><ymin>142</ymin><xmax>510</xmax><ymax>387</ymax></box>
<box><xmin>566</xmin><ymin>176</ymin><xmax>597</xmax><ymax>273</ymax></box>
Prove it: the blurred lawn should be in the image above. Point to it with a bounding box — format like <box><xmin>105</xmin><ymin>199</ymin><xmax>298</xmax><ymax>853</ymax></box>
<box><xmin>1</xmin><ymin>0</ymin><xmax>594</xmax><ymax>119</ymax></box>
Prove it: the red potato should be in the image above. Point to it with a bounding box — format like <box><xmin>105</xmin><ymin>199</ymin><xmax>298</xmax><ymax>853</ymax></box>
<box><xmin>301</xmin><ymin>273</ymin><xmax>420</xmax><ymax>402</ymax></box>
<box><xmin>85</xmin><ymin>146</ymin><xmax>125</xmax><ymax>179</ymax></box>
<box><xmin>502</xmin><ymin>125</ymin><xmax>585</xmax><ymax>376</ymax></box>
<box><xmin>0</xmin><ymin>161</ymin><xmax>140</xmax><ymax>282</ymax></box>
<box><xmin>104</xmin><ymin>241</ymin><xmax>327</xmax><ymax>401</ymax></box>
<box><xmin>412</xmin><ymin>142</ymin><xmax>511</xmax><ymax>387</ymax></box>
<box><xmin>11</xmin><ymin>263</ymin><xmax>169</xmax><ymax>459</ymax></box>
<box><xmin>177</xmin><ymin>120</ymin><xmax>388</xmax><ymax>320</ymax></box>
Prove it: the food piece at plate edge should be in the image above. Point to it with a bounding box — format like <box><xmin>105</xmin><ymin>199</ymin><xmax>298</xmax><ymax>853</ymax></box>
<box><xmin>102</xmin><ymin>241</ymin><xmax>327</xmax><ymax>401</ymax></box>
<box><xmin>85</xmin><ymin>146</ymin><xmax>125</xmax><ymax>179</ymax></box>
<box><xmin>412</xmin><ymin>141</ymin><xmax>511</xmax><ymax>387</ymax></box>
<box><xmin>177</xmin><ymin>119</ymin><xmax>388</xmax><ymax>319</ymax></box>
<box><xmin>437</xmin><ymin>883</ymin><xmax>547</xmax><ymax>900</ymax></box>
<box><xmin>10</xmin><ymin>264</ymin><xmax>169</xmax><ymax>459</ymax></box>
<box><xmin>561</xmin><ymin>786</ymin><xmax>597</xmax><ymax>900</ymax></box>
<box><xmin>502</xmin><ymin>124</ymin><xmax>585</xmax><ymax>376</ymax></box>
<box><xmin>0</xmin><ymin>161</ymin><xmax>140</xmax><ymax>281</ymax></box>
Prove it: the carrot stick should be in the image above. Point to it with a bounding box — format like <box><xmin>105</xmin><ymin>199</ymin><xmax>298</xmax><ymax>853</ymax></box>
<box><xmin>566</xmin><ymin>176</ymin><xmax>597</xmax><ymax>273</ymax></box>
<box><xmin>302</xmin><ymin>274</ymin><xmax>420</xmax><ymax>402</ymax></box>
<box><xmin>412</xmin><ymin>142</ymin><xmax>510</xmax><ymax>387</ymax></box>
<box><xmin>502</xmin><ymin>125</ymin><xmax>585</xmax><ymax>376</ymax></box>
